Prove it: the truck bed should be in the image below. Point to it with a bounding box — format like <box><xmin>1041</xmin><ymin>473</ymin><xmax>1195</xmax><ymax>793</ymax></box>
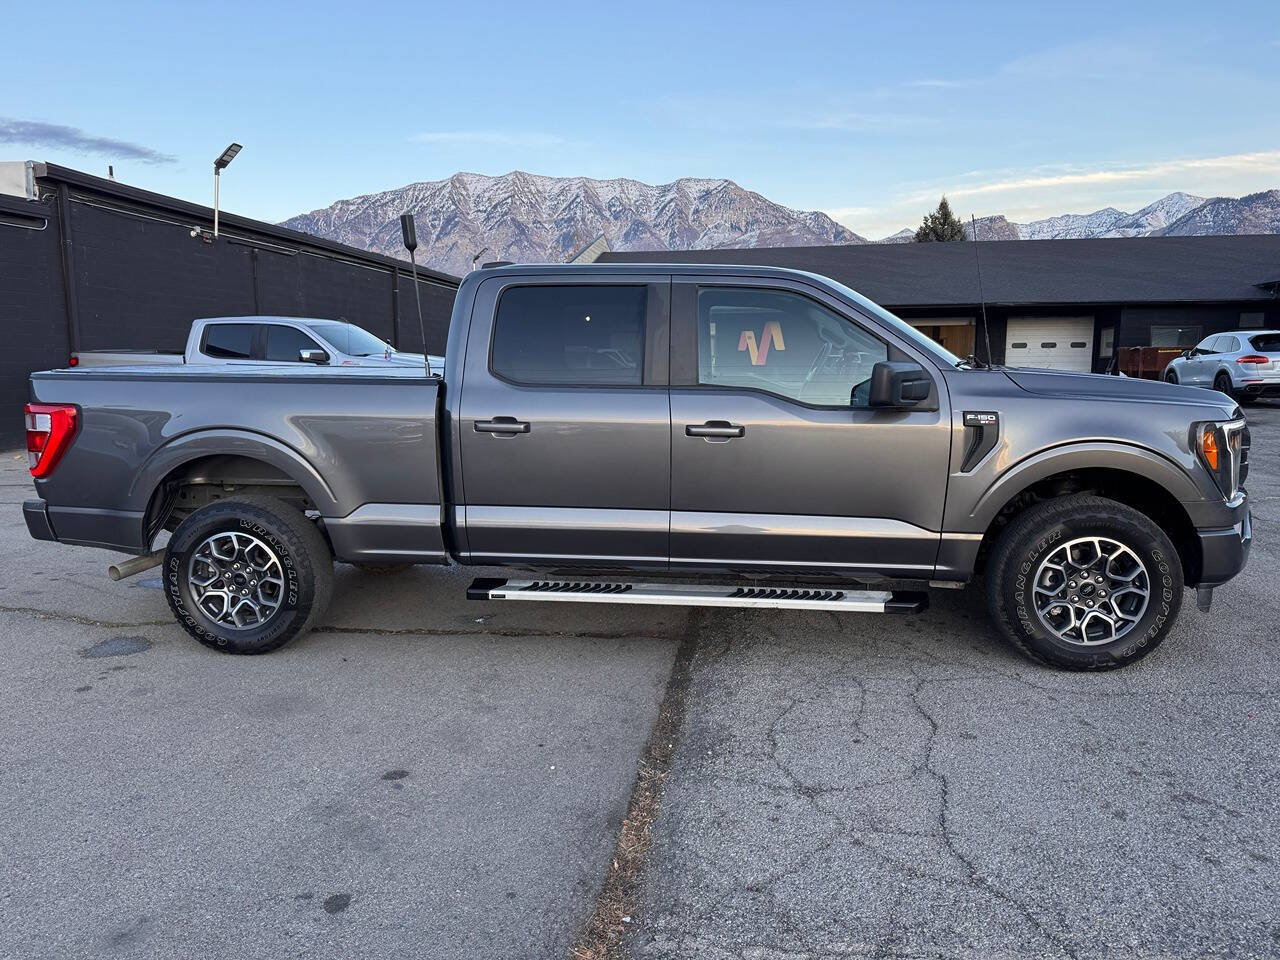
<box><xmin>27</xmin><ymin>365</ymin><xmax>445</xmax><ymax>563</ymax></box>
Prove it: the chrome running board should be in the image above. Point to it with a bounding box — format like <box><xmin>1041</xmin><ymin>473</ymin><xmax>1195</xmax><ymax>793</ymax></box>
<box><xmin>466</xmin><ymin>578</ymin><xmax>927</xmax><ymax>613</ymax></box>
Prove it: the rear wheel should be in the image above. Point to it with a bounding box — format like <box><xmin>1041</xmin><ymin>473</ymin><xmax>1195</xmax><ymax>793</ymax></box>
<box><xmin>164</xmin><ymin>495</ymin><xmax>333</xmax><ymax>654</ymax></box>
<box><xmin>986</xmin><ymin>494</ymin><xmax>1183</xmax><ymax>670</ymax></box>
<box><xmin>1164</xmin><ymin>370</ymin><xmax>1178</xmax><ymax>384</ymax></box>
<box><xmin>1214</xmin><ymin>372</ymin><xmax>1235</xmax><ymax>400</ymax></box>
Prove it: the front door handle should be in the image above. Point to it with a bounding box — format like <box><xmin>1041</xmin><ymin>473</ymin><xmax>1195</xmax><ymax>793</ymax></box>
<box><xmin>686</xmin><ymin>420</ymin><xmax>745</xmax><ymax>440</ymax></box>
<box><xmin>474</xmin><ymin>417</ymin><xmax>530</xmax><ymax>435</ymax></box>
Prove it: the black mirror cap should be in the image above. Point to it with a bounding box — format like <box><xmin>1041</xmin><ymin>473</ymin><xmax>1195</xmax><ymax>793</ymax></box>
<box><xmin>400</xmin><ymin>213</ymin><xmax>418</xmax><ymax>252</ymax></box>
<box><xmin>868</xmin><ymin>361</ymin><xmax>934</xmax><ymax>409</ymax></box>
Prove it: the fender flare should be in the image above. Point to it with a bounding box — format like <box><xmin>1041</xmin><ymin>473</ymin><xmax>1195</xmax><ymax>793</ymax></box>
<box><xmin>966</xmin><ymin>441</ymin><xmax>1203</xmax><ymax>532</ymax></box>
<box><xmin>128</xmin><ymin>429</ymin><xmax>339</xmax><ymax>516</ymax></box>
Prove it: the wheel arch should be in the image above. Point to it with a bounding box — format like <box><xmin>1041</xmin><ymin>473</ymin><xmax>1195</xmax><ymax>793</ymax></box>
<box><xmin>970</xmin><ymin>446</ymin><xmax>1203</xmax><ymax>583</ymax></box>
<box><xmin>132</xmin><ymin>431</ymin><xmax>338</xmax><ymax>544</ymax></box>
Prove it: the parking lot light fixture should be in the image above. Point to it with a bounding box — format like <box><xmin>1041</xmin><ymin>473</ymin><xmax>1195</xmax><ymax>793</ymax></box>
<box><xmin>212</xmin><ymin>143</ymin><xmax>242</xmax><ymax>238</ymax></box>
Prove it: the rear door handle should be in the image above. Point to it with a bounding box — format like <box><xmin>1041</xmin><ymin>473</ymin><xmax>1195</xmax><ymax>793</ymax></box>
<box><xmin>474</xmin><ymin>417</ymin><xmax>530</xmax><ymax>435</ymax></box>
<box><xmin>686</xmin><ymin>420</ymin><xmax>745</xmax><ymax>439</ymax></box>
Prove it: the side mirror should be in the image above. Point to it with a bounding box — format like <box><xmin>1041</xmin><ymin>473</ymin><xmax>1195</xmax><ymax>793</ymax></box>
<box><xmin>298</xmin><ymin>348</ymin><xmax>330</xmax><ymax>365</ymax></box>
<box><xmin>1182</xmin><ymin>349</ymin><xmax>1193</xmax><ymax>359</ymax></box>
<box><xmin>868</xmin><ymin>361</ymin><xmax>932</xmax><ymax>408</ymax></box>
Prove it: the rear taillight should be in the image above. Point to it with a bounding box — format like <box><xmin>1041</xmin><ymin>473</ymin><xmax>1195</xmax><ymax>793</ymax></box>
<box><xmin>1237</xmin><ymin>355</ymin><xmax>1270</xmax><ymax>364</ymax></box>
<box><xmin>25</xmin><ymin>403</ymin><xmax>78</xmax><ymax>478</ymax></box>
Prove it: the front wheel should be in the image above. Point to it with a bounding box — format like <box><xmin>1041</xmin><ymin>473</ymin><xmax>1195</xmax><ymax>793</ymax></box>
<box><xmin>164</xmin><ymin>495</ymin><xmax>333</xmax><ymax>654</ymax></box>
<box><xmin>1164</xmin><ymin>370</ymin><xmax>1178</xmax><ymax>384</ymax></box>
<box><xmin>986</xmin><ymin>494</ymin><xmax>1183</xmax><ymax>670</ymax></box>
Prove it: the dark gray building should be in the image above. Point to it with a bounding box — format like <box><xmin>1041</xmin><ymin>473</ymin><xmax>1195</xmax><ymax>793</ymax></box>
<box><xmin>0</xmin><ymin>161</ymin><xmax>458</xmax><ymax>440</ymax></box>
<box><xmin>599</xmin><ymin>236</ymin><xmax>1280</xmax><ymax>372</ymax></box>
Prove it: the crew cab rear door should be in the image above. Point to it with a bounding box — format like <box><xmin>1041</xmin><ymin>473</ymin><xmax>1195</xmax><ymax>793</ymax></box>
<box><xmin>457</xmin><ymin>273</ymin><xmax>671</xmax><ymax>568</ymax></box>
<box><xmin>668</xmin><ymin>275</ymin><xmax>950</xmax><ymax>579</ymax></box>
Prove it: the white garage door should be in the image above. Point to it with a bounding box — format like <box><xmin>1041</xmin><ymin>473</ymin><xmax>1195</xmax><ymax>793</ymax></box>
<box><xmin>1005</xmin><ymin>317</ymin><xmax>1094</xmax><ymax>371</ymax></box>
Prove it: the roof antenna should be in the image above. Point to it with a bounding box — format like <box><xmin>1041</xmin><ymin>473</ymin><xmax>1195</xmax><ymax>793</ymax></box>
<box><xmin>400</xmin><ymin>213</ymin><xmax>430</xmax><ymax>376</ymax></box>
<box><xmin>970</xmin><ymin>214</ymin><xmax>994</xmax><ymax>368</ymax></box>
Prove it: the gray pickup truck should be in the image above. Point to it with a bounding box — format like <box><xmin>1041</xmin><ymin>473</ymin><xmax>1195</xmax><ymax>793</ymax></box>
<box><xmin>23</xmin><ymin>264</ymin><xmax>1251</xmax><ymax>670</ymax></box>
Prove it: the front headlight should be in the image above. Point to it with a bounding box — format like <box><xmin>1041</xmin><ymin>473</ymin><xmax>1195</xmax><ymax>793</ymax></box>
<box><xmin>1193</xmin><ymin>419</ymin><xmax>1248</xmax><ymax>501</ymax></box>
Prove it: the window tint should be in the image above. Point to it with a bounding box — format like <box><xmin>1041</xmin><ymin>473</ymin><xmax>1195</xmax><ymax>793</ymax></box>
<box><xmin>696</xmin><ymin>287</ymin><xmax>888</xmax><ymax>407</ymax></box>
<box><xmin>202</xmin><ymin>323</ymin><xmax>255</xmax><ymax>359</ymax></box>
<box><xmin>1249</xmin><ymin>334</ymin><xmax>1280</xmax><ymax>352</ymax></box>
<box><xmin>1221</xmin><ymin>336</ymin><xmax>1241</xmax><ymax>352</ymax></box>
<box><xmin>264</xmin><ymin>325</ymin><xmax>323</xmax><ymax>362</ymax></box>
<box><xmin>491</xmin><ymin>285</ymin><xmax>645</xmax><ymax>385</ymax></box>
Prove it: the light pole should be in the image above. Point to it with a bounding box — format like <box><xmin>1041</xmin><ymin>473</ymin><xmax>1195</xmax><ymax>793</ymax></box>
<box><xmin>212</xmin><ymin>143</ymin><xmax>242</xmax><ymax>237</ymax></box>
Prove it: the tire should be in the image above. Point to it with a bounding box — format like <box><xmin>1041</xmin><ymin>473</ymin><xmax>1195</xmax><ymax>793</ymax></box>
<box><xmin>164</xmin><ymin>495</ymin><xmax>333</xmax><ymax>654</ymax></box>
<box><xmin>986</xmin><ymin>494</ymin><xmax>1183</xmax><ymax>670</ymax></box>
<box><xmin>1214</xmin><ymin>372</ymin><xmax>1235</xmax><ymax>400</ymax></box>
<box><xmin>1164</xmin><ymin>371</ymin><xmax>1178</xmax><ymax>384</ymax></box>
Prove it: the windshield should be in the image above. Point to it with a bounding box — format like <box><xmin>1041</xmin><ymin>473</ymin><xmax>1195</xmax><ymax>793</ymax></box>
<box><xmin>817</xmin><ymin>278</ymin><xmax>964</xmax><ymax>367</ymax></box>
<box><xmin>302</xmin><ymin>321</ymin><xmax>393</xmax><ymax>357</ymax></box>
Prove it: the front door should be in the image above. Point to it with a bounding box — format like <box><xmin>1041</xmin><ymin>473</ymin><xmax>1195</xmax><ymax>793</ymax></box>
<box><xmin>458</xmin><ymin>275</ymin><xmax>671</xmax><ymax>568</ymax></box>
<box><xmin>668</xmin><ymin>277</ymin><xmax>951</xmax><ymax>579</ymax></box>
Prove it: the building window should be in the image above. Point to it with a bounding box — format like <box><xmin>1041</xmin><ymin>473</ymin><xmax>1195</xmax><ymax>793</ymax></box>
<box><xmin>1098</xmin><ymin>327</ymin><xmax>1114</xmax><ymax>357</ymax></box>
<box><xmin>1150</xmin><ymin>325</ymin><xmax>1201</xmax><ymax>348</ymax></box>
<box><xmin>1241</xmin><ymin>312</ymin><xmax>1265</xmax><ymax>328</ymax></box>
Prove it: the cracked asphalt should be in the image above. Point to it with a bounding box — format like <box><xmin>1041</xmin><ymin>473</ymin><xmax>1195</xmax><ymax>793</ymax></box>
<box><xmin>629</xmin><ymin>403</ymin><xmax>1280</xmax><ymax>959</ymax></box>
<box><xmin>2</xmin><ymin>401</ymin><xmax>1278</xmax><ymax>959</ymax></box>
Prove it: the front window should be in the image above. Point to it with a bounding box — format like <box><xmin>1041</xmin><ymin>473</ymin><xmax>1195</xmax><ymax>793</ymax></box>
<box><xmin>264</xmin><ymin>325</ymin><xmax>324</xmax><ymax>362</ymax></box>
<box><xmin>696</xmin><ymin>287</ymin><xmax>888</xmax><ymax>407</ymax></box>
<box><xmin>818</xmin><ymin>278</ymin><xmax>962</xmax><ymax>367</ymax></box>
<box><xmin>302</xmin><ymin>321</ymin><xmax>392</xmax><ymax>358</ymax></box>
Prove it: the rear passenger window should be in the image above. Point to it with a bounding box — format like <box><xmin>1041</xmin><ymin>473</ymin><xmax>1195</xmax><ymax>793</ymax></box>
<box><xmin>264</xmin><ymin>325</ymin><xmax>324</xmax><ymax>362</ymax></box>
<box><xmin>202</xmin><ymin>324</ymin><xmax>255</xmax><ymax>359</ymax></box>
<box><xmin>491</xmin><ymin>285</ymin><xmax>645</xmax><ymax>385</ymax></box>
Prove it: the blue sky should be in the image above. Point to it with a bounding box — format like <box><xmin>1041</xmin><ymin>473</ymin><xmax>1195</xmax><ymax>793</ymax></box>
<box><xmin>3</xmin><ymin>0</ymin><xmax>1277</xmax><ymax>238</ymax></box>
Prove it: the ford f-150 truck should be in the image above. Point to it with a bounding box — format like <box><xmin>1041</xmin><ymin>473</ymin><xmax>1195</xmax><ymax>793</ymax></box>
<box><xmin>22</xmin><ymin>264</ymin><xmax>1252</xmax><ymax>670</ymax></box>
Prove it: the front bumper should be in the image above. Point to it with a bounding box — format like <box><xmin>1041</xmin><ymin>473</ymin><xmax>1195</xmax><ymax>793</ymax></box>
<box><xmin>1192</xmin><ymin>495</ymin><xmax>1252</xmax><ymax>587</ymax></box>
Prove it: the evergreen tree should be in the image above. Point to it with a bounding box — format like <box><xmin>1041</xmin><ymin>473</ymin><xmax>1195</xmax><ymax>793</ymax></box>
<box><xmin>914</xmin><ymin>196</ymin><xmax>968</xmax><ymax>242</ymax></box>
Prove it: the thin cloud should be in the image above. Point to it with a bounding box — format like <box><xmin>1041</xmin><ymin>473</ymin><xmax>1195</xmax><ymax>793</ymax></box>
<box><xmin>903</xmin><ymin>78</ymin><xmax>975</xmax><ymax>89</ymax></box>
<box><xmin>940</xmin><ymin>151</ymin><xmax>1280</xmax><ymax>201</ymax></box>
<box><xmin>411</xmin><ymin>130</ymin><xmax>566</xmax><ymax>147</ymax></box>
<box><xmin>0</xmin><ymin>117</ymin><xmax>175</xmax><ymax>164</ymax></box>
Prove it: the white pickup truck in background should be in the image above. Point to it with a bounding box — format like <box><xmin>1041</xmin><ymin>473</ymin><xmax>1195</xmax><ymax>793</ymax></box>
<box><xmin>71</xmin><ymin>316</ymin><xmax>444</xmax><ymax>375</ymax></box>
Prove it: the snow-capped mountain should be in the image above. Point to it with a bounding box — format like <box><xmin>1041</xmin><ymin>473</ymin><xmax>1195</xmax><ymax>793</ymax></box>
<box><xmin>877</xmin><ymin>227</ymin><xmax>916</xmax><ymax>244</ymax></box>
<box><xmin>965</xmin><ymin>215</ymin><xmax>1021</xmax><ymax>241</ymax></box>
<box><xmin>1154</xmin><ymin>190</ymin><xmax>1280</xmax><ymax>237</ymax></box>
<box><xmin>282</xmin><ymin>171</ymin><xmax>865</xmax><ymax>276</ymax></box>
<box><xmin>1018</xmin><ymin>207</ymin><xmax>1128</xmax><ymax>240</ymax></box>
<box><xmin>881</xmin><ymin>191</ymin><xmax>1279</xmax><ymax>242</ymax></box>
<box><xmin>1097</xmin><ymin>192</ymin><xmax>1206</xmax><ymax>237</ymax></box>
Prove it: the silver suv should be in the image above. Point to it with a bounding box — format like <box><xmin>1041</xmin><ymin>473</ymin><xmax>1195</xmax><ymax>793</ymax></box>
<box><xmin>1164</xmin><ymin>330</ymin><xmax>1280</xmax><ymax>403</ymax></box>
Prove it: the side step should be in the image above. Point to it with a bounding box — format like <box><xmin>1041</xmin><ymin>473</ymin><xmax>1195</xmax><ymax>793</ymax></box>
<box><xmin>467</xmin><ymin>578</ymin><xmax>927</xmax><ymax>614</ymax></box>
